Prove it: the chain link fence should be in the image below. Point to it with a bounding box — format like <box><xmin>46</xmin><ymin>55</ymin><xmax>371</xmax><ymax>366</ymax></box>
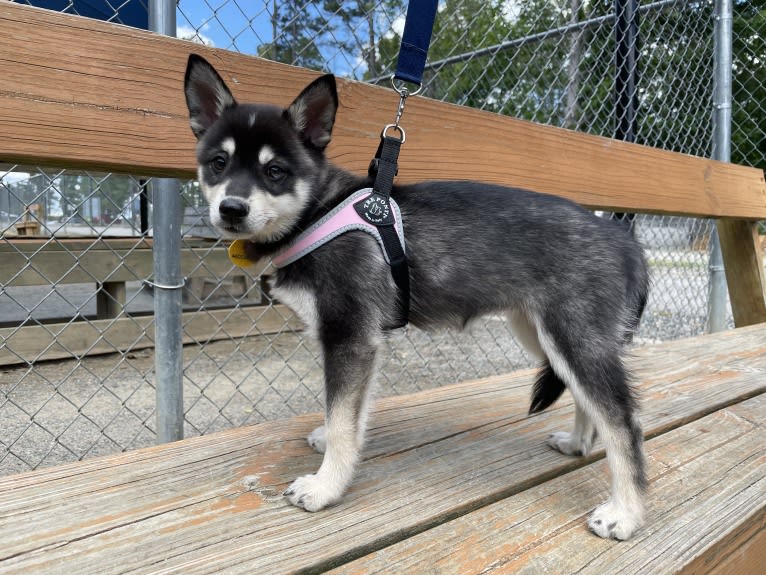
<box><xmin>2</xmin><ymin>0</ymin><xmax>764</xmax><ymax>475</ymax></box>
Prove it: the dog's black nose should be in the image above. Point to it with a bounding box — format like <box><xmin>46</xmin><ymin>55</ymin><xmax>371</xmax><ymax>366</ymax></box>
<box><xmin>219</xmin><ymin>197</ymin><xmax>249</xmax><ymax>222</ymax></box>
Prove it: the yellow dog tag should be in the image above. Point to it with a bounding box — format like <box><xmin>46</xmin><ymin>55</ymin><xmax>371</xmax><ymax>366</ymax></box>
<box><xmin>227</xmin><ymin>239</ymin><xmax>257</xmax><ymax>268</ymax></box>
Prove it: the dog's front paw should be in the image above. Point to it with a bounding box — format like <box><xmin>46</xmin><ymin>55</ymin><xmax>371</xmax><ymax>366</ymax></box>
<box><xmin>284</xmin><ymin>474</ymin><xmax>342</xmax><ymax>512</ymax></box>
<box><xmin>588</xmin><ymin>500</ymin><xmax>643</xmax><ymax>540</ymax></box>
<box><xmin>307</xmin><ymin>425</ymin><xmax>326</xmax><ymax>453</ymax></box>
<box><xmin>547</xmin><ymin>431</ymin><xmax>592</xmax><ymax>456</ymax></box>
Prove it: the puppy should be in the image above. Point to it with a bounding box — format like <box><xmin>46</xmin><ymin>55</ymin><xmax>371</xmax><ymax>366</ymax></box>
<box><xmin>184</xmin><ymin>54</ymin><xmax>650</xmax><ymax>540</ymax></box>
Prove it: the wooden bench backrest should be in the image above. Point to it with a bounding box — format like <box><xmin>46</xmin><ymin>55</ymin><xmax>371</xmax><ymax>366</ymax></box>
<box><xmin>1</xmin><ymin>2</ymin><xmax>765</xmax><ymax>323</ymax></box>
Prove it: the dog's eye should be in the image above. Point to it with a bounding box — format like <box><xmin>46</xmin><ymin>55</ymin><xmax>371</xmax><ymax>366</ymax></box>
<box><xmin>266</xmin><ymin>165</ymin><xmax>287</xmax><ymax>181</ymax></box>
<box><xmin>210</xmin><ymin>153</ymin><xmax>228</xmax><ymax>174</ymax></box>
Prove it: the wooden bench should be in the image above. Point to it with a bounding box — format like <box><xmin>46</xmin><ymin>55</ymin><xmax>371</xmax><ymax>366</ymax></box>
<box><xmin>1</xmin><ymin>327</ymin><xmax>765</xmax><ymax>574</ymax></box>
<box><xmin>1</xmin><ymin>2</ymin><xmax>765</xmax><ymax>573</ymax></box>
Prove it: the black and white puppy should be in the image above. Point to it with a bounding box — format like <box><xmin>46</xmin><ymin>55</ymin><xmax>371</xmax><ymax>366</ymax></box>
<box><xmin>184</xmin><ymin>54</ymin><xmax>650</xmax><ymax>540</ymax></box>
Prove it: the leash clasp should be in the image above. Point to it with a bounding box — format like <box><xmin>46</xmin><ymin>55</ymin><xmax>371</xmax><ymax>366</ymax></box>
<box><xmin>390</xmin><ymin>75</ymin><xmax>421</xmax><ymax>133</ymax></box>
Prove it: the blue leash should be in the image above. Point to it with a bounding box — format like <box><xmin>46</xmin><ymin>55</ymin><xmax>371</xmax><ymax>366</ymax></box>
<box><xmin>358</xmin><ymin>0</ymin><xmax>438</xmax><ymax>328</ymax></box>
<box><xmin>395</xmin><ymin>0</ymin><xmax>439</xmax><ymax>87</ymax></box>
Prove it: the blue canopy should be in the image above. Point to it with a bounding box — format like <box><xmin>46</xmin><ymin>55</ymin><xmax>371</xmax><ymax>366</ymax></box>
<box><xmin>25</xmin><ymin>0</ymin><xmax>148</xmax><ymax>29</ymax></box>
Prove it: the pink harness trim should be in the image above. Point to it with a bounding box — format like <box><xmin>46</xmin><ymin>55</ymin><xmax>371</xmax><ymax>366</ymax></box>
<box><xmin>272</xmin><ymin>189</ymin><xmax>405</xmax><ymax>269</ymax></box>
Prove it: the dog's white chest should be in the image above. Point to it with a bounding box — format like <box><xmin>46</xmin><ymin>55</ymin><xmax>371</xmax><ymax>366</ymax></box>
<box><xmin>270</xmin><ymin>281</ymin><xmax>319</xmax><ymax>338</ymax></box>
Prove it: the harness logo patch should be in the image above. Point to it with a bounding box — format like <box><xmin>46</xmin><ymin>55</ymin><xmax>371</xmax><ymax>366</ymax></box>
<box><xmin>354</xmin><ymin>193</ymin><xmax>394</xmax><ymax>226</ymax></box>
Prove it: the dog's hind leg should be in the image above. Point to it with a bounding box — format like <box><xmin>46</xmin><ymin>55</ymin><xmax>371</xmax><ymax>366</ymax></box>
<box><xmin>285</xmin><ymin>338</ymin><xmax>378</xmax><ymax>512</ymax></box>
<box><xmin>512</xmin><ymin>308</ymin><xmax>596</xmax><ymax>454</ymax></box>
<box><xmin>509</xmin><ymin>309</ymin><xmax>569</xmax><ymax>415</ymax></box>
<box><xmin>535</xmin><ymin>315</ymin><xmax>646</xmax><ymax>540</ymax></box>
<box><xmin>547</xmin><ymin>404</ymin><xmax>597</xmax><ymax>456</ymax></box>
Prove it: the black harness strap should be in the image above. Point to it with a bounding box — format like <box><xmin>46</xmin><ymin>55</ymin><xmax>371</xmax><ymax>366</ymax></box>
<box><xmin>356</xmin><ymin>133</ymin><xmax>409</xmax><ymax>327</ymax></box>
<box><xmin>355</xmin><ymin>0</ymin><xmax>439</xmax><ymax>329</ymax></box>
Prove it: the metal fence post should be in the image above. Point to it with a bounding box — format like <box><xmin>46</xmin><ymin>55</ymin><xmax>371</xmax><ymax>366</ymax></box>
<box><xmin>614</xmin><ymin>0</ymin><xmax>639</xmax><ymax>144</ymax></box>
<box><xmin>613</xmin><ymin>0</ymin><xmax>639</xmax><ymax>228</ymax></box>
<box><xmin>150</xmin><ymin>0</ymin><xmax>184</xmax><ymax>443</ymax></box>
<box><xmin>708</xmin><ymin>0</ymin><xmax>733</xmax><ymax>333</ymax></box>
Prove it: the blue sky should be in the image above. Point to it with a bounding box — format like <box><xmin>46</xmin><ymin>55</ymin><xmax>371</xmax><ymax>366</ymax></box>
<box><xmin>26</xmin><ymin>1</ymin><xmax>406</xmax><ymax>77</ymax></box>
<box><xmin>175</xmin><ymin>3</ymin><xmax>275</xmax><ymax>54</ymax></box>
<box><xmin>172</xmin><ymin>2</ymin><xmax>406</xmax><ymax>78</ymax></box>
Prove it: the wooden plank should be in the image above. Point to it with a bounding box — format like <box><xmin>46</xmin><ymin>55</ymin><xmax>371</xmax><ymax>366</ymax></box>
<box><xmin>0</xmin><ymin>324</ymin><xmax>764</xmax><ymax>574</ymax></box>
<box><xmin>717</xmin><ymin>219</ymin><xmax>766</xmax><ymax>327</ymax></box>
<box><xmin>0</xmin><ymin>238</ymin><xmax>215</xmax><ymax>252</ymax></box>
<box><xmin>96</xmin><ymin>281</ymin><xmax>125</xmax><ymax>319</ymax></box>
<box><xmin>0</xmin><ymin>238</ymin><xmax>152</xmax><ymax>255</ymax></box>
<box><xmin>1</xmin><ymin>3</ymin><xmax>765</xmax><ymax>219</ymax></box>
<box><xmin>696</xmin><ymin>514</ymin><xmax>766</xmax><ymax>575</ymax></box>
<box><xmin>0</xmin><ymin>304</ymin><xmax>300</xmax><ymax>366</ymax></box>
<box><xmin>0</xmin><ymin>241</ymin><xmax>268</xmax><ymax>286</ymax></box>
<box><xmin>330</xmin><ymin>394</ymin><xmax>766</xmax><ymax>575</ymax></box>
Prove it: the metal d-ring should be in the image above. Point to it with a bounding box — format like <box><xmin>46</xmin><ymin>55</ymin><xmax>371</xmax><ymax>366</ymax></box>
<box><xmin>382</xmin><ymin>123</ymin><xmax>406</xmax><ymax>143</ymax></box>
<box><xmin>391</xmin><ymin>76</ymin><xmax>422</xmax><ymax>97</ymax></box>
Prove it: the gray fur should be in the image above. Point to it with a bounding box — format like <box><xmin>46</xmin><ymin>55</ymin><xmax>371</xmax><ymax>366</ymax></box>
<box><xmin>184</xmin><ymin>54</ymin><xmax>650</xmax><ymax>540</ymax></box>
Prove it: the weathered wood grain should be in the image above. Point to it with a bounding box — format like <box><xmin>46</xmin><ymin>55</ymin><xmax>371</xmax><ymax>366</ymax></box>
<box><xmin>330</xmin><ymin>394</ymin><xmax>766</xmax><ymax>575</ymax></box>
<box><xmin>0</xmin><ymin>239</ymin><xmax>269</xmax><ymax>286</ymax></box>
<box><xmin>0</xmin><ymin>304</ymin><xmax>300</xmax><ymax>366</ymax></box>
<box><xmin>1</xmin><ymin>3</ymin><xmax>765</xmax><ymax>218</ymax></box>
<box><xmin>0</xmin><ymin>324</ymin><xmax>764</xmax><ymax>574</ymax></box>
<box><xmin>717</xmin><ymin>219</ymin><xmax>766</xmax><ymax>327</ymax></box>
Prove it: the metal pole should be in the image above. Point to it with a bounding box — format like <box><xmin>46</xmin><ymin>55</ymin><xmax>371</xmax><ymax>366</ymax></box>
<box><xmin>613</xmin><ymin>0</ymin><xmax>639</xmax><ymax>228</ymax></box>
<box><xmin>708</xmin><ymin>0</ymin><xmax>733</xmax><ymax>332</ymax></box>
<box><xmin>149</xmin><ymin>0</ymin><xmax>176</xmax><ymax>37</ymax></box>
<box><xmin>149</xmin><ymin>0</ymin><xmax>184</xmax><ymax>442</ymax></box>
<box><xmin>564</xmin><ymin>0</ymin><xmax>583</xmax><ymax>130</ymax></box>
<box><xmin>614</xmin><ymin>0</ymin><xmax>639</xmax><ymax>143</ymax></box>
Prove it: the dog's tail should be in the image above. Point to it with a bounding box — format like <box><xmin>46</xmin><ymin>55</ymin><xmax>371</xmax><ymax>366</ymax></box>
<box><xmin>528</xmin><ymin>361</ymin><xmax>566</xmax><ymax>415</ymax></box>
<box><xmin>623</xmin><ymin>287</ymin><xmax>648</xmax><ymax>343</ymax></box>
<box><xmin>622</xmin><ymin>251</ymin><xmax>650</xmax><ymax>344</ymax></box>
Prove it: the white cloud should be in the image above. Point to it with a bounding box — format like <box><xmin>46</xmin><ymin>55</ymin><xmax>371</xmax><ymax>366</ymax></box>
<box><xmin>501</xmin><ymin>0</ymin><xmax>523</xmax><ymax>23</ymax></box>
<box><xmin>0</xmin><ymin>171</ymin><xmax>30</xmax><ymax>185</ymax></box>
<box><xmin>383</xmin><ymin>14</ymin><xmax>406</xmax><ymax>40</ymax></box>
<box><xmin>392</xmin><ymin>14</ymin><xmax>405</xmax><ymax>37</ymax></box>
<box><xmin>177</xmin><ymin>24</ymin><xmax>214</xmax><ymax>46</ymax></box>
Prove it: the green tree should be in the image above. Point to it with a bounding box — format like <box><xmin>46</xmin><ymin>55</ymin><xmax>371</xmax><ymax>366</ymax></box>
<box><xmin>258</xmin><ymin>1</ymin><xmax>407</xmax><ymax>77</ymax></box>
<box><xmin>324</xmin><ymin>1</ymin><xmax>378</xmax><ymax>76</ymax></box>
<box><xmin>255</xmin><ymin>0</ymin><xmax>766</xmax><ymax>174</ymax></box>
<box><xmin>54</xmin><ymin>174</ymin><xmax>135</xmax><ymax>223</ymax></box>
<box><xmin>258</xmin><ymin>1</ymin><xmax>328</xmax><ymax>70</ymax></box>
<box><xmin>324</xmin><ymin>0</ymin><xmax>406</xmax><ymax>78</ymax></box>
<box><xmin>732</xmin><ymin>0</ymin><xmax>766</xmax><ymax>169</ymax></box>
<box><xmin>374</xmin><ymin>0</ymin><xmax>574</xmax><ymax>120</ymax></box>
<box><xmin>375</xmin><ymin>0</ymin><xmax>518</xmax><ymax>106</ymax></box>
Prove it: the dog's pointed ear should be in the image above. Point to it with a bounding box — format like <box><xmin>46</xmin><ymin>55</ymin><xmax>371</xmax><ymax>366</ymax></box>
<box><xmin>184</xmin><ymin>54</ymin><xmax>237</xmax><ymax>139</ymax></box>
<box><xmin>285</xmin><ymin>74</ymin><xmax>338</xmax><ymax>150</ymax></box>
